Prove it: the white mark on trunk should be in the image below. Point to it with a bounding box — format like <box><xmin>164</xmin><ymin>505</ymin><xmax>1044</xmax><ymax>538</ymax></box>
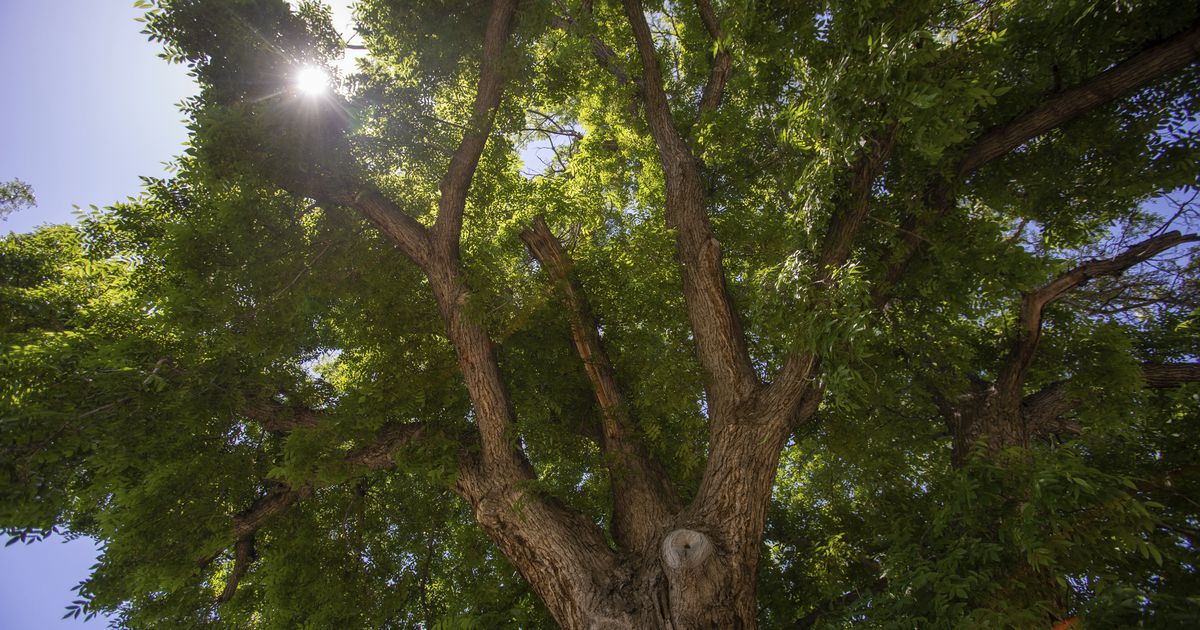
<box><xmin>661</xmin><ymin>528</ymin><xmax>713</xmax><ymax>569</ymax></box>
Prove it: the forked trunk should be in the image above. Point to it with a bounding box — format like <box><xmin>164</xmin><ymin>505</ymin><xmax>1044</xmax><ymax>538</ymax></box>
<box><xmin>457</xmin><ymin>409</ymin><xmax>800</xmax><ymax>629</ymax></box>
<box><xmin>487</xmin><ymin>523</ymin><xmax>757</xmax><ymax>629</ymax></box>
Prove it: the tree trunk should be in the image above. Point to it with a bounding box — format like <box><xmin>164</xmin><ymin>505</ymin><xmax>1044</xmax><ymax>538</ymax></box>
<box><xmin>452</xmin><ymin>407</ymin><xmax>803</xmax><ymax>629</ymax></box>
<box><xmin>484</xmin><ymin>523</ymin><xmax>756</xmax><ymax>629</ymax></box>
<box><xmin>950</xmin><ymin>386</ymin><xmax>1028</xmax><ymax>467</ymax></box>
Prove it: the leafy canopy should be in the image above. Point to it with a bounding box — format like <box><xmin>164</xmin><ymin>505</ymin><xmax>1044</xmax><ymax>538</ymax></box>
<box><xmin>2</xmin><ymin>0</ymin><xmax>1200</xmax><ymax>627</ymax></box>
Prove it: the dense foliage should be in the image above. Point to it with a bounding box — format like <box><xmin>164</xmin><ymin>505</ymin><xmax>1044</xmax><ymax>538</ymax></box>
<box><xmin>3</xmin><ymin>0</ymin><xmax>1199</xmax><ymax>627</ymax></box>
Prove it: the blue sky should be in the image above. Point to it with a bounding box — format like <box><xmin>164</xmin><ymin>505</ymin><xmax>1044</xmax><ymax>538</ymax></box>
<box><xmin>0</xmin><ymin>1</ymin><xmax>197</xmax><ymax>626</ymax></box>
<box><xmin>0</xmin><ymin>2</ymin><xmax>196</xmax><ymax>235</ymax></box>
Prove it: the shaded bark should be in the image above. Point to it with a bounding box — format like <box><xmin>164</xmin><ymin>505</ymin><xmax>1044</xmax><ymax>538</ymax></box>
<box><xmin>1023</xmin><ymin>361</ymin><xmax>1200</xmax><ymax>437</ymax></box>
<box><xmin>695</xmin><ymin>0</ymin><xmax>731</xmax><ymax>114</ymax></box>
<box><xmin>957</xmin><ymin>20</ymin><xmax>1200</xmax><ymax>177</ymax></box>
<box><xmin>945</xmin><ymin>234</ymin><xmax>1198</xmax><ymax>465</ymax></box>
<box><xmin>239</xmin><ymin>398</ymin><xmax>322</xmax><ymax>433</ymax></box>
<box><xmin>814</xmin><ymin>125</ymin><xmax>901</xmax><ymax>278</ymax></box>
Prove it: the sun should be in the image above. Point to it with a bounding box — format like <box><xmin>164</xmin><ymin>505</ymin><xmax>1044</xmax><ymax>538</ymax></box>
<box><xmin>295</xmin><ymin>65</ymin><xmax>330</xmax><ymax>96</ymax></box>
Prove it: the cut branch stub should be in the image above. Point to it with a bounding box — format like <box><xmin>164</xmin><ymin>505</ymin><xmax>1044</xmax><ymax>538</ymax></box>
<box><xmin>661</xmin><ymin>528</ymin><xmax>714</xmax><ymax>569</ymax></box>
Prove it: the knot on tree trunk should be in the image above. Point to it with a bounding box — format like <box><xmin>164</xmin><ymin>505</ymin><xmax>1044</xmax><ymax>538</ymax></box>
<box><xmin>661</xmin><ymin>528</ymin><xmax>713</xmax><ymax>569</ymax></box>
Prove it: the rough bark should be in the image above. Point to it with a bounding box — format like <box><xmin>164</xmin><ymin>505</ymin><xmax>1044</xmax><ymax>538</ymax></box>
<box><xmin>609</xmin><ymin>1</ymin><xmax>827</xmax><ymax>624</ymax></box>
<box><xmin>957</xmin><ymin>20</ymin><xmax>1200</xmax><ymax>177</ymax></box>
<box><xmin>621</xmin><ymin>0</ymin><xmax>759</xmax><ymax>424</ymax></box>
<box><xmin>452</xmin><ymin>460</ymin><xmax>625</xmax><ymax>629</ymax></box>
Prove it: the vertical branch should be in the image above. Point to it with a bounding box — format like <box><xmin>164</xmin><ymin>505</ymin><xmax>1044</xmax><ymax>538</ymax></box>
<box><xmin>550</xmin><ymin>7</ymin><xmax>634</xmax><ymax>89</ymax></box>
<box><xmin>814</xmin><ymin>125</ymin><xmax>900</xmax><ymax>277</ymax></box>
<box><xmin>216</xmin><ymin>537</ymin><xmax>256</xmax><ymax>603</ymax></box>
<box><xmin>407</xmin><ymin>0</ymin><xmax>527</xmax><ymax>480</ymax></box>
<box><xmin>521</xmin><ymin>218</ymin><xmax>628</xmax><ymax>446</ymax></box>
<box><xmin>431</xmin><ymin>0</ymin><xmax>520</xmax><ymax>255</ymax></box>
<box><xmin>870</xmin><ymin>181</ymin><xmax>950</xmax><ymax>309</ymax></box>
<box><xmin>621</xmin><ymin>0</ymin><xmax>758</xmax><ymax>421</ymax></box>
<box><xmin>522</xmin><ymin>217</ymin><xmax>681</xmax><ymax>549</ymax></box>
<box><xmin>695</xmin><ymin>0</ymin><xmax>731</xmax><ymax>113</ymax></box>
<box><xmin>763</xmin><ymin>125</ymin><xmax>899</xmax><ymax>418</ymax></box>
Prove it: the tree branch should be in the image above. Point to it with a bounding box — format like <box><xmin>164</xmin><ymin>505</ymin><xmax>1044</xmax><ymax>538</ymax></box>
<box><xmin>869</xmin><ymin>181</ymin><xmax>954</xmax><ymax>310</ymax></box>
<box><xmin>766</xmin><ymin>125</ymin><xmax>899</xmax><ymax>417</ymax></box>
<box><xmin>201</xmin><ymin>482</ymin><xmax>308</xmax><ymax>604</ymax></box>
<box><xmin>815</xmin><ymin>125</ymin><xmax>901</xmax><ymax>276</ymax></box>
<box><xmin>521</xmin><ymin>216</ymin><xmax>681</xmax><ymax>548</ymax></box>
<box><xmin>695</xmin><ymin>0</ymin><xmax>730</xmax><ymax>114</ymax></box>
<box><xmin>754</xmin><ymin>352</ymin><xmax>819</xmax><ymax>428</ymax></box>
<box><xmin>304</xmin><ymin>148</ymin><xmax>525</xmax><ymax>482</ymax></box>
<box><xmin>202</xmin><ymin>420</ymin><xmax>430</xmax><ymax>603</ymax></box>
<box><xmin>302</xmin><ymin>182</ymin><xmax>432</xmax><ymax>268</ymax></box>
<box><xmin>621</xmin><ymin>0</ymin><xmax>758</xmax><ymax>420</ymax></box>
<box><xmin>1144</xmin><ymin>362</ymin><xmax>1200</xmax><ymax>387</ymax></box>
<box><xmin>520</xmin><ymin>217</ymin><xmax>628</xmax><ymax>445</ymax></box>
<box><xmin>997</xmin><ymin>231</ymin><xmax>1200</xmax><ymax>400</ymax></box>
<box><xmin>551</xmin><ymin>10</ymin><xmax>633</xmax><ymax>89</ymax></box>
<box><xmin>239</xmin><ymin>399</ymin><xmax>322</xmax><ymax>433</ymax></box>
<box><xmin>957</xmin><ymin>20</ymin><xmax>1200</xmax><ymax>177</ymax></box>
<box><xmin>876</xmin><ymin>22</ymin><xmax>1200</xmax><ymax>308</ymax></box>
<box><xmin>345</xmin><ymin>422</ymin><xmax>428</xmax><ymax>470</ymax></box>
<box><xmin>174</xmin><ymin>3</ymin><xmax>623</xmax><ymax>621</ymax></box>
<box><xmin>1021</xmin><ymin>380</ymin><xmax>1079</xmax><ymax>437</ymax></box>
<box><xmin>431</xmin><ymin>0</ymin><xmax>519</xmax><ymax>252</ymax></box>
<box><xmin>1024</xmin><ymin>362</ymin><xmax>1200</xmax><ymax>436</ymax></box>
<box><xmin>216</xmin><ymin>536</ymin><xmax>256</xmax><ymax>603</ymax></box>
<box><xmin>366</xmin><ymin>0</ymin><xmax>524</xmax><ymax>482</ymax></box>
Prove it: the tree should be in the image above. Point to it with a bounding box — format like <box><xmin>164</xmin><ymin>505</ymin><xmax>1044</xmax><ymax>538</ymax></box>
<box><xmin>0</xmin><ymin>178</ymin><xmax>36</xmax><ymax>220</ymax></box>
<box><xmin>3</xmin><ymin>0</ymin><xmax>1200</xmax><ymax>627</ymax></box>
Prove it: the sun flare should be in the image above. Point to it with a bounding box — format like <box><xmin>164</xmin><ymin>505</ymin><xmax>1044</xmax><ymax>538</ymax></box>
<box><xmin>295</xmin><ymin>65</ymin><xmax>329</xmax><ymax>96</ymax></box>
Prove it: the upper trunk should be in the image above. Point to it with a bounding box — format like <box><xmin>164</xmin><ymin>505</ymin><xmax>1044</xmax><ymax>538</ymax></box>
<box><xmin>951</xmin><ymin>392</ymin><xmax>1029</xmax><ymax>467</ymax></box>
